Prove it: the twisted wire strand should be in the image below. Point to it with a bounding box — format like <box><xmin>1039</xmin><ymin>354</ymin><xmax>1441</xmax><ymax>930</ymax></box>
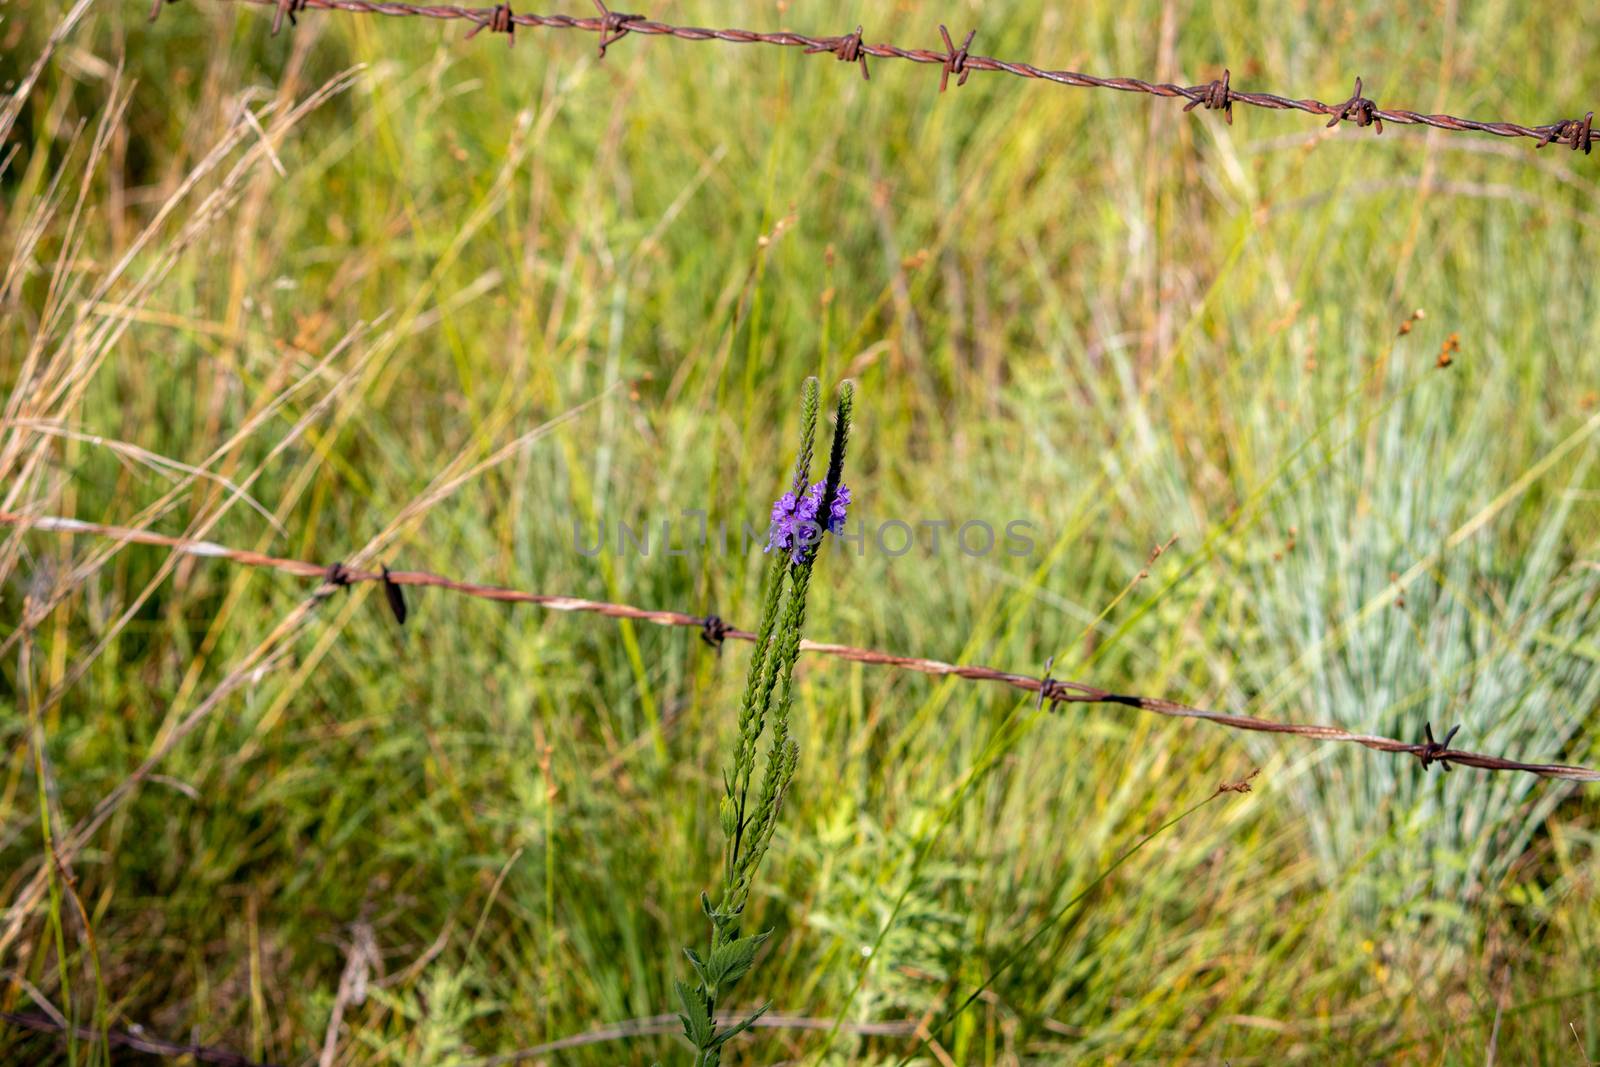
<box><xmin>5</xmin><ymin>509</ymin><xmax>1595</xmax><ymax>782</ymax></box>
<box><xmin>152</xmin><ymin>0</ymin><xmax>1598</xmax><ymax>154</ymax></box>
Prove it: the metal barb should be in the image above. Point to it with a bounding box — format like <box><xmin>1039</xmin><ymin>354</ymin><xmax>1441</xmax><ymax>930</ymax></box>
<box><xmin>271</xmin><ymin>0</ymin><xmax>307</xmax><ymax>36</ymax></box>
<box><xmin>1537</xmin><ymin>111</ymin><xmax>1594</xmax><ymax>154</ymax></box>
<box><xmin>1184</xmin><ymin>68</ymin><xmax>1233</xmax><ymax>125</ymax></box>
<box><xmin>1326</xmin><ymin>76</ymin><xmax>1382</xmax><ymax>134</ymax></box>
<box><xmin>938</xmin><ymin>25</ymin><xmax>976</xmax><ymax>93</ymax></box>
<box><xmin>1036</xmin><ymin>654</ymin><xmax>1066</xmax><ymax>710</ymax></box>
<box><xmin>1419</xmin><ymin>722</ymin><xmax>1462</xmax><ymax>773</ymax></box>
<box><xmin>700</xmin><ymin>613</ymin><xmax>732</xmax><ymax>650</ymax></box>
<box><xmin>591</xmin><ymin>0</ymin><xmax>638</xmax><ymax>59</ymax></box>
<box><xmin>805</xmin><ymin>25</ymin><xmax>868</xmax><ymax>81</ymax></box>
<box><xmin>316</xmin><ymin>560</ymin><xmax>352</xmax><ymax>599</ymax></box>
<box><xmin>381</xmin><ymin>564</ymin><xmax>408</xmax><ymax>626</ymax></box>
<box><xmin>466</xmin><ymin>2</ymin><xmax>515</xmax><ymax>44</ymax></box>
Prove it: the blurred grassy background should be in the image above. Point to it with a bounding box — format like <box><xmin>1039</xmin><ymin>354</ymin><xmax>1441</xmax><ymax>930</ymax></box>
<box><xmin>2</xmin><ymin>0</ymin><xmax>1598</xmax><ymax>1062</ymax></box>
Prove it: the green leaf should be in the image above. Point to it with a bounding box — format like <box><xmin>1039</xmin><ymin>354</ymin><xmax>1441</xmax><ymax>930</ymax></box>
<box><xmin>682</xmin><ymin>947</ymin><xmax>711</xmax><ymax>990</ymax></box>
<box><xmin>707</xmin><ymin>1002</ymin><xmax>770</xmax><ymax>1050</ymax></box>
<box><xmin>674</xmin><ymin>979</ymin><xmax>715</xmax><ymax>1049</ymax></box>
<box><xmin>708</xmin><ymin>929</ymin><xmax>770</xmax><ymax>990</ymax></box>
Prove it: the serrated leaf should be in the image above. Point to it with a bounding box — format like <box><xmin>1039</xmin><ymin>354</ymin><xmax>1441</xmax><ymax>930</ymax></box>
<box><xmin>708</xmin><ymin>929</ymin><xmax>770</xmax><ymax>990</ymax></box>
<box><xmin>707</xmin><ymin>1002</ymin><xmax>770</xmax><ymax>1050</ymax></box>
<box><xmin>682</xmin><ymin>947</ymin><xmax>711</xmax><ymax>990</ymax></box>
<box><xmin>674</xmin><ymin>979</ymin><xmax>714</xmax><ymax>1049</ymax></box>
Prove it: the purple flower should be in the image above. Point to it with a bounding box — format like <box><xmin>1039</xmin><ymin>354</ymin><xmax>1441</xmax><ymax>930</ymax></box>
<box><xmin>766</xmin><ymin>481</ymin><xmax>852</xmax><ymax>563</ymax></box>
<box><xmin>820</xmin><ymin>483</ymin><xmax>850</xmax><ymax>534</ymax></box>
<box><xmin>766</xmin><ymin>488</ymin><xmax>820</xmax><ymax>563</ymax></box>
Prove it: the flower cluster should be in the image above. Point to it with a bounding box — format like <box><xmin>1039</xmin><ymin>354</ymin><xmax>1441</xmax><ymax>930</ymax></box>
<box><xmin>766</xmin><ymin>481</ymin><xmax>852</xmax><ymax>563</ymax></box>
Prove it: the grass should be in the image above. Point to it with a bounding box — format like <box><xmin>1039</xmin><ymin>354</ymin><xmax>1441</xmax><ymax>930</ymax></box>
<box><xmin>2</xmin><ymin>0</ymin><xmax>1598</xmax><ymax>1062</ymax></box>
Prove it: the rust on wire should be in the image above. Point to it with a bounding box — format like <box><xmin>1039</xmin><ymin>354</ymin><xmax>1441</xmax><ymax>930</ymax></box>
<box><xmin>1183</xmin><ymin>68</ymin><xmax>1233</xmax><ymax>124</ymax></box>
<box><xmin>1538</xmin><ymin>111</ymin><xmax>1594</xmax><ymax>154</ymax></box>
<box><xmin>6</xmin><ymin>508</ymin><xmax>1596</xmax><ymax>784</ymax></box>
<box><xmin>1326</xmin><ymin>76</ymin><xmax>1382</xmax><ymax>134</ymax></box>
<box><xmin>805</xmin><ymin>24</ymin><xmax>869</xmax><ymax>81</ymax></box>
<box><xmin>271</xmin><ymin>0</ymin><xmax>308</xmax><ymax>36</ymax></box>
<box><xmin>465</xmin><ymin>2</ymin><xmax>515</xmax><ymax>44</ymax></box>
<box><xmin>937</xmin><ymin>25</ymin><xmax>976</xmax><ymax>93</ymax></box>
<box><xmin>174</xmin><ymin>0</ymin><xmax>1597</xmax><ymax>157</ymax></box>
<box><xmin>591</xmin><ymin>0</ymin><xmax>638</xmax><ymax>58</ymax></box>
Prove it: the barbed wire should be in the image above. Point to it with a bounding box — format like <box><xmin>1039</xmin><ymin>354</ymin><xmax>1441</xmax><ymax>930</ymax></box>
<box><xmin>5</xmin><ymin>508</ymin><xmax>1596</xmax><ymax>782</ymax></box>
<box><xmin>149</xmin><ymin>0</ymin><xmax>1598</xmax><ymax>155</ymax></box>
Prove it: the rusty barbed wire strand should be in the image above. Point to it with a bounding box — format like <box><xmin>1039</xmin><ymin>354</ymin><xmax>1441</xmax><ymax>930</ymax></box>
<box><xmin>5</xmin><ymin>509</ymin><xmax>1597</xmax><ymax>783</ymax></box>
<box><xmin>148</xmin><ymin>0</ymin><xmax>1599</xmax><ymax>155</ymax></box>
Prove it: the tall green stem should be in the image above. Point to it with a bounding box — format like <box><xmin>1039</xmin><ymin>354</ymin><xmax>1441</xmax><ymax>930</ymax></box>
<box><xmin>676</xmin><ymin>380</ymin><xmax>854</xmax><ymax>1065</ymax></box>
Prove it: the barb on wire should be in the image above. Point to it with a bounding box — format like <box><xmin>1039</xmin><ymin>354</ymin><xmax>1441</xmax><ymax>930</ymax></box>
<box><xmin>700</xmin><ymin>613</ymin><xmax>732</xmax><ymax>650</ymax></box>
<box><xmin>804</xmin><ymin>24</ymin><xmax>868</xmax><ymax>81</ymax></box>
<box><xmin>1326</xmin><ymin>76</ymin><xmax>1382</xmax><ymax>134</ymax></box>
<box><xmin>1418</xmin><ymin>722</ymin><xmax>1461</xmax><ymax>773</ymax></box>
<box><xmin>149</xmin><ymin>0</ymin><xmax>1599</xmax><ymax>157</ymax></box>
<box><xmin>1537</xmin><ymin>110</ymin><xmax>1594</xmax><ymax>154</ymax></box>
<box><xmin>5</xmin><ymin>509</ymin><xmax>1596</xmax><ymax>783</ymax></box>
<box><xmin>380</xmin><ymin>563</ymin><xmax>408</xmax><ymax>625</ymax></box>
<box><xmin>271</xmin><ymin>0</ymin><xmax>307</xmax><ymax>36</ymax></box>
<box><xmin>937</xmin><ymin>25</ymin><xmax>975</xmax><ymax>93</ymax></box>
<box><xmin>1036</xmin><ymin>654</ymin><xmax>1064</xmax><ymax>711</ymax></box>
<box><xmin>465</xmin><ymin>2</ymin><xmax>515</xmax><ymax>44</ymax></box>
<box><xmin>590</xmin><ymin>0</ymin><xmax>637</xmax><ymax>58</ymax></box>
<box><xmin>322</xmin><ymin>559</ymin><xmax>352</xmax><ymax>593</ymax></box>
<box><xmin>1183</xmin><ymin>68</ymin><xmax>1233</xmax><ymax>124</ymax></box>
